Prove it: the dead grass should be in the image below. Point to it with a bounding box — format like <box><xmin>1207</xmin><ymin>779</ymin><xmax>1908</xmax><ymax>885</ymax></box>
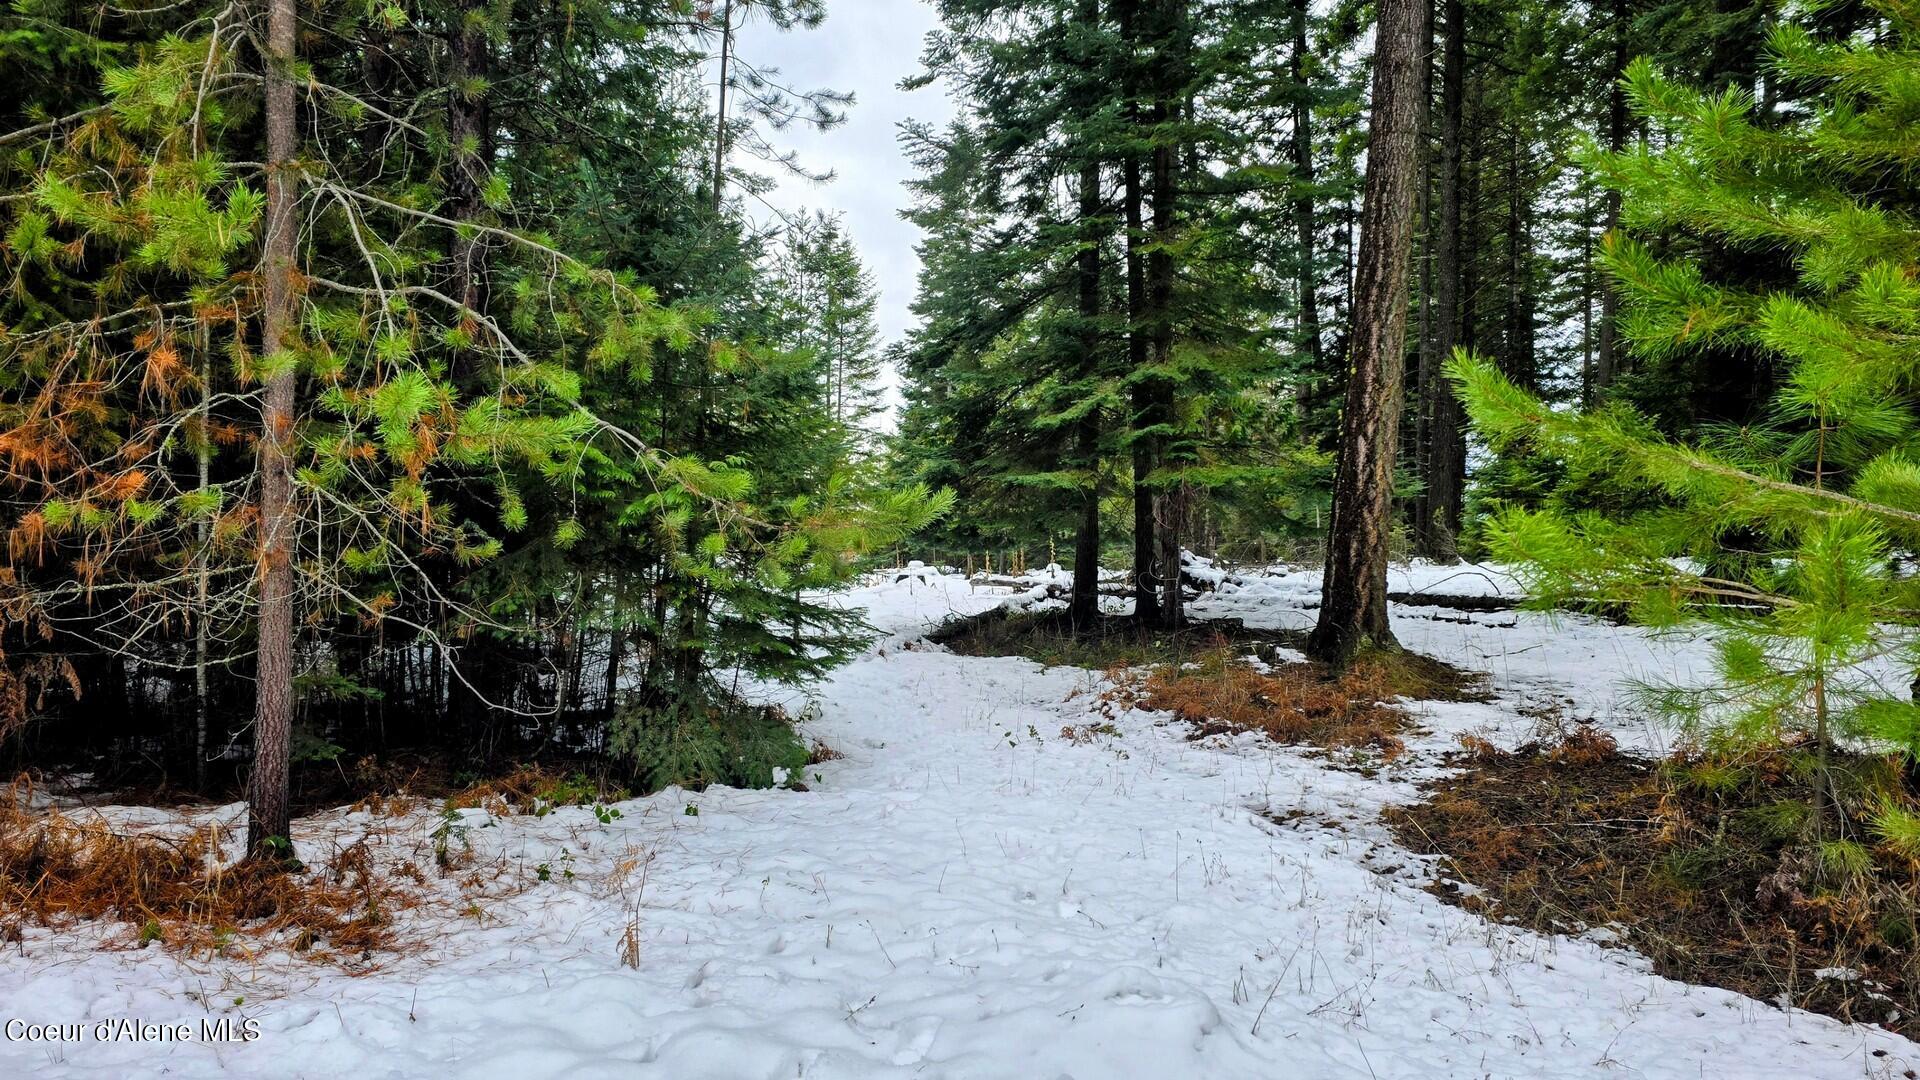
<box><xmin>935</xmin><ymin>609</ymin><xmax>1306</xmax><ymax>671</ymax></box>
<box><xmin>1387</xmin><ymin>733</ymin><xmax>1920</xmax><ymax>1038</ymax></box>
<box><xmin>0</xmin><ymin>775</ymin><xmax>420</xmax><ymax>965</ymax></box>
<box><xmin>1110</xmin><ymin>647</ymin><xmax>1487</xmax><ymax>759</ymax></box>
<box><xmin>444</xmin><ymin>764</ymin><xmax>628</xmax><ymax>816</ymax></box>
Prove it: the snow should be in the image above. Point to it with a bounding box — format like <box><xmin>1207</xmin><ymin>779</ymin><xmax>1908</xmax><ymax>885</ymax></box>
<box><xmin>3</xmin><ymin>566</ymin><xmax>1915</xmax><ymax>1078</ymax></box>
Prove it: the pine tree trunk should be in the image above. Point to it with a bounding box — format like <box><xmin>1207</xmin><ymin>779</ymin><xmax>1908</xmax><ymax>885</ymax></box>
<box><xmin>603</xmin><ymin>620</ymin><xmax>624</xmax><ymax>713</ymax></box>
<box><xmin>1158</xmin><ymin>482</ymin><xmax>1186</xmax><ymax>627</ymax></box>
<box><xmin>1307</xmin><ymin>0</ymin><xmax>1424</xmax><ymax>665</ymax></box>
<box><xmin>195</xmin><ymin>329</ymin><xmax>211</xmax><ymax>792</ymax></box>
<box><xmin>711</xmin><ymin>0</ymin><xmax>734</xmax><ymax>214</ymax></box>
<box><xmin>1581</xmin><ymin>187</ymin><xmax>1595</xmax><ymax>406</ymax></box>
<box><xmin>1595</xmin><ymin>0</ymin><xmax>1628</xmax><ymax>392</ymax></box>
<box><xmin>1148</xmin><ymin>0</ymin><xmax>1183</xmax><ymax>628</ymax></box>
<box><xmin>1291</xmin><ymin>0</ymin><xmax>1321</xmax><ymax>371</ymax></box>
<box><xmin>248</xmin><ymin>0</ymin><xmax>300</xmax><ymax>862</ymax></box>
<box><xmin>449</xmin><ymin>0</ymin><xmax>491</xmax><ymax>331</ymax></box>
<box><xmin>1504</xmin><ymin>120</ymin><xmax>1536</xmax><ymax>390</ymax></box>
<box><xmin>1072</xmin><ymin>416</ymin><xmax>1102</xmax><ymax>626</ymax></box>
<box><xmin>1412</xmin><ymin>0</ymin><xmax>1437</xmax><ymax>553</ymax></box>
<box><xmin>1416</xmin><ymin>0</ymin><xmax>1465</xmax><ymax>562</ymax></box>
<box><xmin>1119</xmin><ymin>0</ymin><xmax>1160</xmax><ymax>626</ymax></box>
<box><xmin>1070</xmin><ymin>100</ymin><xmax>1104</xmax><ymax>628</ymax></box>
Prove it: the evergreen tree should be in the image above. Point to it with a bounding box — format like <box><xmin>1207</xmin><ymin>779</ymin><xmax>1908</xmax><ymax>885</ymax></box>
<box><xmin>1309</xmin><ymin>0</ymin><xmax>1426</xmax><ymax>663</ymax></box>
<box><xmin>777</xmin><ymin>212</ymin><xmax>885</xmax><ymax>440</ymax></box>
<box><xmin>1452</xmin><ymin>1</ymin><xmax>1920</xmax><ymax>848</ymax></box>
<box><xmin>895</xmin><ymin>0</ymin><xmax>1327</xmax><ymax>616</ymax></box>
<box><xmin>0</xmin><ymin>0</ymin><xmax>947</xmax><ymax>842</ymax></box>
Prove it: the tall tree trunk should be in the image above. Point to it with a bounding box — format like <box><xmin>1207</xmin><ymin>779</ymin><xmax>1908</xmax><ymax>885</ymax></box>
<box><xmin>1307</xmin><ymin>0</ymin><xmax>1425</xmax><ymax>664</ymax></box>
<box><xmin>442</xmin><ymin>0</ymin><xmax>500</xmax><ymax>746</ymax></box>
<box><xmin>711</xmin><ymin>0</ymin><xmax>734</xmax><ymax>214</ymax></box>
<box><xmin>1070</xmin><ymin>50</ymin><xmax>1104</xmax><ymax>628</ymax></box>
<box><xmin>248</xmin><ymin>0</ymin><xmax>300</xmax><ymax>861</ymax></box>
<box><xmin>1504</xmin><ymin>120</ymin><xmax>1536</xmax><ymax>390</ymax></box>
<box><xmin>1595</xmin><ymin>0</ymin><xmax>1629</xmax><ymax>392</ymax></box>
<box><xmin>1291</xmin><ymin>0</ymin><xmax>1321</xmax><ymax>372</ymax></box>
<box><xmin>1157</xmin><ymin>482</ymin><xmax>1186</xmax><ymax>626</ymax></box>
<box><xmin>1412</xmin><ymin>0</ymin><xmax>1437</xmax><ymax>554</ymax></box>
<box><xmin>195</xmin><ymin>329</ymin><xmax>211</xmax><ymax>791</ymax></box>
<box><xmin>1581</xmin><ymin>186</ymin><xmax>1595</xmax><ymax>406</ymax></box>
<box><xmin>448</xmin><ymin>0</ymin><xmax>492</xmax><ymax>334</ymax></box>
<box><xmin>1119</xmin><ymin>0</ymin><xmax>1160</xmax><ymax>625</ymax></box>
<box><xmin>1072</xmin><ymin>415</ymin><xmax>1102</xmax><ymax>626</ymax></box>
<box><xmin>1416</xmin><ymin>0</ymin><xmax>1465</xmax><ymax>562</ymax></box>
<box><xmin>1148</xmin><ymin>0</ymin><xmax>1184</xmax><ymax>628</ymax></box>
<box><xmin>603</xmin><ymin>591</ymin><xmax>625</xmax><ymax>715</ymax></box>
<box><xmin>1127</xmin><ymin>192</ymin><xmax>1159</xmax><ymax>622</ymax></box>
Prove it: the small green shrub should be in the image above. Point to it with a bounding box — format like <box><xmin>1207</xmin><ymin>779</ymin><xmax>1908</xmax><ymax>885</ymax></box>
<box><xmin>1734</xmin><ymin>799</ymin><xmax>1811</xmax><ymax>842</ymax></box>
<box><xmin>611</xmin><ymin>692</ymin><xmax>809</xmax><ymax>793</ymax></box>
<box><xmin>1871</xmin><ymin>799</ymin><xmax>1920</xmax><ymax>862</ymax></box>
<box><xmin>1817</xmin><ymin>839</ymin><xmax>1873</xmax><ymax>886</ymax></box>
<box><xmin>1656</xmin><ymin>842</ymin><xmax>1740</xmax><ymax>889</ymax></box>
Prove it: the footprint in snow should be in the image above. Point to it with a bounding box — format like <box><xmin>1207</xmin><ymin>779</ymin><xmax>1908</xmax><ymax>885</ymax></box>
<box><xmin>888</xmin><ymin>1017</ymin><xmax>942</xmax><ymax>1066</ymax></box>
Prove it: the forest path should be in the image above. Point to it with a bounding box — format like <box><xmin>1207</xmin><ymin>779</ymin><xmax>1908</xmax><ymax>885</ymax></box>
<box><xmin>1</xmin><ymin>571</ymin><xmax>1913</xmax><ymax>1078</ymax></box>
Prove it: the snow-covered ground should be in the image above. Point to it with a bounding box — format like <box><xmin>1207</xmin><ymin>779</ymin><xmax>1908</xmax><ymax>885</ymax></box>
<box><xmin>3</xmin><ymin>566</ymin><xmax>1914</xmax><ymax>1079</ymax></box>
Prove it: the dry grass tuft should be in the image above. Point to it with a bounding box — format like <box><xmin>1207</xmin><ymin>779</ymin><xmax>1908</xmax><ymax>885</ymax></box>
<box><xmin>1111</xmin><ymin>647</ymin><xmax>1484</xmax><ymax>758</ymax></box>
<box><xmin>1545</xmin><ymin>726</ymin><xmax>1618</xmax><ymax>767</ymax></box>
<box><xmin>1387</xmin><ymin>734</ymin><xmax>1920</xmax><ymax>1038</ymax></box>
<box><xmin>936</xmin><ymin>608</ymin><xmax>1306</xmax><ymax>671</ymax></box>
<box><xmin>444</xmin><ymin>764</ymin><xmax>626</xmax><ymax>817</ymax></box>
<box><xmin>0</xmin><ymin>775</ymin><xmax>419</xmax><ymax>964</ymax></box>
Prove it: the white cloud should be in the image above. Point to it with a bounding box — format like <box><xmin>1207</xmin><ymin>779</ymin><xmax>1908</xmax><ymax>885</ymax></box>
<box><xmin>733</xmin><ymin>0</ymin><xmax>956</xmax><ymax>347</ymax></box>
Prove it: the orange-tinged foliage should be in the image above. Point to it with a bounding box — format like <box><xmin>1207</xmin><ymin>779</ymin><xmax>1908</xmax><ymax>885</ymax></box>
<box><xmin>0</xmin><ymin>777</ymin><xmax>419</xmax><ymax>963</ymax></box>
<box><xmin>138</xmin><ymin>339</ymin><xmax>188</xmax><ymax>403</ymax></box>
<box><xmin>1114</xmin><ymin>648</ymin><xmax>1434</xmax><ymax>758</ymax></box>
<box><xmin>93</xmin><ymin>468</ymin><xmax>150</xmax><ymax>503</ymax></box>
<box><xmin>9</xmin><ymin>511</ymin><xmax>49</xmax><ymax>565</ymax></box>
<box><xmin>0</xmin><ymin>420</ymin><xmax>78</xmax><ymax>480</ymax></box>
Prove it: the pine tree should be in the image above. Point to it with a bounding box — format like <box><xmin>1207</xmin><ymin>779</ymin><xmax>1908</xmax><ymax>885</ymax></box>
<box><xmin>1452</xmin><ymin>2</ymin><xmax>1920</xmax><ymax>846</ymax></box>
<box><xmin>896</xmin><ymin>0</ymin><xmax>1326</xmax><ymax>615</ymax></box>
<box><xmin>1308</xmin><ymin>0</ymin><xmax>1427</xmax><ymax>664</ymax></box>
<box><xmin>0</xmin><ymin>0</ymin><xmax>949</xmax><ymax>845</ymax></box>
<box><xmin>777</xmin><ymin>212</ymin><xmax>885</xmax><ymax>442</ymax></box>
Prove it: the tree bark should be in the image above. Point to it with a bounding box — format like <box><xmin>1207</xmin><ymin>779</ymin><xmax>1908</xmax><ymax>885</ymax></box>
<box><xmin>448</xmin><ymin>0</ymin><xmax>492</xmax><ymax>333</ymax></box>
<box><xmin>195</xmin><ymin>329</ymin><xmax>211</xmax><ymax>791</ymax></box>
<box><xmin>1148</xmin><ymin>0</ymin><xmax>1184</xmax><ymax>628</ymax></box>
<box><xmin>1070</xmin><ymin>53</ymin><xmax>1104</xmax><ymax>628</ymax></box>
<box><xmin>1415</xmin><ymin>0</ymin><xmax>1465</xmax><ymax>562</ymax></box>
<box><xmin>1118</xmin><ymin>0</ymin><xmax>1161</xmax><ymax>626</ymax></box>
<box><xmin>711</xmin><ymin>0</ymin><xmax>734</xmax><ymax>214</ymax></box>
<box><xmin>1307</xmin><ymin>0</ymin><xmax>1425</xmax><ymax>664</ymax></box>
<box><xmin>1503</xmin><ymin>118</ymin><xmax>1536</xmax><ymax>390</ymax></box>
<box><xmin>1412</xmin><ymin>0</ymin><xmax>1436</xmax><ymax>554</ymax></box>
<box><xmin>1291</xmin><ymin>0</ymin><xmax>1321</xmax><ymax>372</ymax></box>
<box><xmin>1595</xmin><ymin>0</ymin><xmax>1629</xmax><ymax>392</ymax></box>
<box><xmin>248</xmin><ymin>0</ymin><xmax>300</xmax><ymax>862</ymax></box>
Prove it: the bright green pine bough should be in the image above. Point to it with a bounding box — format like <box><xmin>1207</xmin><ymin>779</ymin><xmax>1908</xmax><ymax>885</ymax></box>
<box><xmin>1449</xmin><ymin>4</ymin><xmax>1920</xmax><ymax>855</ymax></box>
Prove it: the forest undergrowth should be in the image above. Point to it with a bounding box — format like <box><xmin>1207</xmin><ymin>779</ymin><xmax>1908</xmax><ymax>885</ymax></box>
<box><xmin>1390</xmin><ymin>729</ymin><xmax>1920</xmax><ymax>1040</ymax></box>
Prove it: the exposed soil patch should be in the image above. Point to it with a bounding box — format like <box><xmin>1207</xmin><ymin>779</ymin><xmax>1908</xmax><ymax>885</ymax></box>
<box><xmin>0</xmin><ymin>776</ymin><xmax>423</xmax><ymax>966</ymax></box>
<box><xmin>932</xmin><ymin>607</ymin><xmax>1307</xmax><ymax>670</ymax></box>
<box><xmin>440</xmin><ymin>763</ymin><xmax>632</xmax><ymax>816</ymax></box>
<box><xmin>1387</xmin><ymin>732</ymin><xmax>1920</xmax><ymax>1040</ymax></box>
<box><xmin>936</xmin><ymin>607</ymin><xmax>1488</xmax><ymax>758</ymax></box>
<box><xmin>1108</xmin><ymin>646</ymin><xmax>1490</xmax><ymax>759</ymax></box>
<box><xmin>28</xmin><ymin>747</ymin><xmax>628</xmax><ymax>819</ymax></box>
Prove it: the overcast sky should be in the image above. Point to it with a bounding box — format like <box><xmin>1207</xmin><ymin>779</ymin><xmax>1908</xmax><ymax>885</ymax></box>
<box><xmin>733</xmin><ymin>0</ymin><xmax>955</xmax><ymax>347</ymax></box>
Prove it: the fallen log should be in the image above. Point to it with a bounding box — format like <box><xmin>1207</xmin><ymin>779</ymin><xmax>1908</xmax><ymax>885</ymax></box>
<box><xmin>1385</xmin><ymin>591</ymin><xmax>1518</xmax><ymax>613</ymax></box>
